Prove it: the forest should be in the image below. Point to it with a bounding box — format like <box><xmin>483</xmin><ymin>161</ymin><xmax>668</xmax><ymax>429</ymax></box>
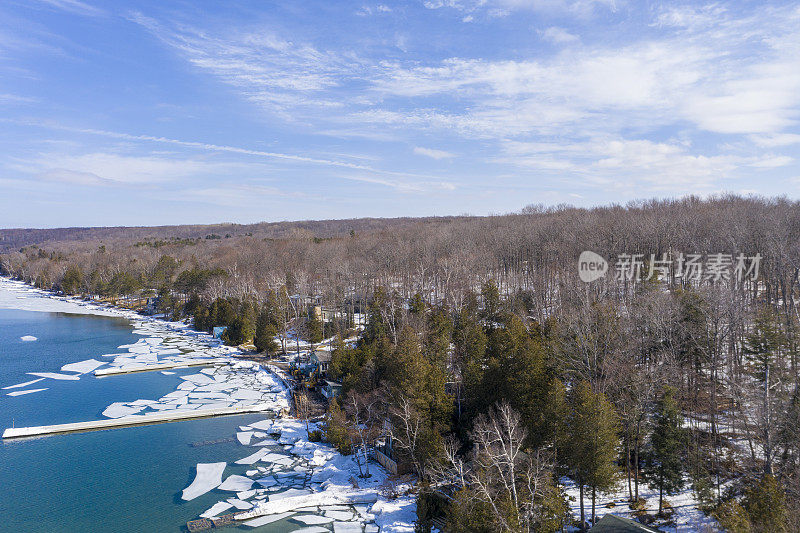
<box><xmin>2</xmin><ymin>194</ymin><xmax>800</xmax><ymax>532</ymax></box>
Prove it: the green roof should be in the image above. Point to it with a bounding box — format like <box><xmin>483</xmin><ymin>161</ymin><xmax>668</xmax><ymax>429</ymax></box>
<box><xmin>590</xmin><ymin>514</ymin><xmax>661</xmax><ymax>533</ymax></box>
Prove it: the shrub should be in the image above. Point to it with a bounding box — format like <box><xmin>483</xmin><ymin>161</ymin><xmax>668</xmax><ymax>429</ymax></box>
<box><xmin>713</xmin><ymin>500</ymin><xmax>751</xmax><ymax>533</ymax></box>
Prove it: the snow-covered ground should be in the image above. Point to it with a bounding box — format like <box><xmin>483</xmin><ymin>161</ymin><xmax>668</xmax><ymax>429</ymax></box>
<box><xmin>0</xmin><ymin>277</ymin><xmax>124</xmax><ymax>317</ymax></box>
<box><xmin>562</xmin><ymin>477</ymin><xmax>719</xmax><ymax>532</ymax></box>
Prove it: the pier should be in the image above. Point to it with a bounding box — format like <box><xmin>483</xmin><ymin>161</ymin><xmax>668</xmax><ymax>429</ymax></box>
<box><xmin>2</xmin><ymin>402</ymin><xmax>272</xmax><ymax>439</ymax></box>
<box><xmin>93</xmin><ymin>358</ymin><xmax>228</xmax><ymax>376</ymax></box>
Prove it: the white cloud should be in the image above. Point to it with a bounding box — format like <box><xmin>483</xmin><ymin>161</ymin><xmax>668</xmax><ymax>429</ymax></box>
<box><xmin>414</xmin><ymin>146</ymin><xmax>455</xmax><ymax>159</ymax></box>
<box><xmin>539</xmin><ymin>26</ymin><xmax>580</xmax><ymax>45</ymax></box>
<box><xmin>119</xmin><ymin>3</ymin><xmax>799</xmax><ymax>201</ymax></box>
<box><xmin>750</xmin><ymin>134</ymin><xmax>800</xmax><ymax>148</ymax></box>
<box><xmin>498</xmin><ymin>136</ymin><xmax>791</xmax><ymax>194</ymax></box>
<box><xmin>341</xmin><ymin>174</ymin><xmax>456</xmax><ymax>193</ymax></box>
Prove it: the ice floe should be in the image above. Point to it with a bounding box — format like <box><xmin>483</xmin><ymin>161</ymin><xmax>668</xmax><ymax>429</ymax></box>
<box><xmin>27</xmin><ymin>372</ymin><xmax>81</xmax><ymax>381</ymax></box>
<box><xmin>60</xmin><ymin>359</ymin><xmax>105</xmax><ymax>374</ymax></box>
<box><xmin>294</xmin><ymin>515</ymin><xmax>334</xmax><ymax>525</ymax></box>
<box><xmin>102</xmin><ymin>403</ymin><xmax>145</xmax><ymax>418</ymax></box>
<box><xmin>218</xmin><ymin>474</ymin><xmax>254</xmax><ymax>492</ymax></box>
<box><xmin>20</xmin><ymin>335</ymin><xmax>37</xmax><ymax>341</ymax></box>
<box><xmin>2</xmin><ymin>377</ymin><xmax>45</xmax><ymax>390</ymax></box>
<box><xmin>243</xmin><ymin>512</ymin><xmax>295</xmax><ymax>527</ymax></box>
<box><xmin>226</xmin><ymin>498</ymin><xmax>253</xmax><ymax>510</ymax></box>
<box><xmin>7</xmin><ymin>388</ymin><xmax>48</xmax><ymax>397</ymax></box>
<box><xmin>237</xmin><ymin>431</ymin><xmax>254</xmax><ymax>445</ymax></box>
<box><xmin>182</xmin><ymin>462</ymin><xmax>227</xmax><ymax>501</ymax></box>
<box><xmin>200</xmin><ymin>501</ymin><xmax>233</xmax><ymax>518</ymax></box>
<box><xmin>235</xmin><ymin>448</ymin><xmax>269</xmax><ymax>465</ymax></box>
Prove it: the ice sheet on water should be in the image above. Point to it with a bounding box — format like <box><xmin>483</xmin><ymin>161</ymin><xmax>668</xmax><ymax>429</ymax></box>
<box><xmin>7</xmin><ymin>388</ymin><xmax>48</xmax><ymax>397</ymax></box>
<box><xmin>231</xmin><ymin>389</ymin><xmax>263</xmax><ymax>401</ymax></box>
<box><xmin>27</xmin><ymin>372</ymin><xmax>80</xmax><ymax>381</ymax></box>
<box><xmin>161</xmin><ymin>371</ymin><xmax>176</xmax><ymax>375</ymax></box>
<box><xmin>294</xmin><ymin>515</ymin><xmax>334</xmax><ymax>525</ymax></box>
<box><xmin>237</xmin><ymin>489</ymin><xmax>256</xmax><ymax>500</ymax></box>
<box><xmin>235</xmin><ymin>448</ymin><xmax>269</xmax><ymax>465</ymax></box>
<box><xmin>150</xmin><ymin>403</ymin><xmax>177</xmax><ymax>410</ymax></box>
<box><xmin>156</xmin><ymin>348</ymin><xmax>182</xmax><ymax>356</ymax></box>
<box><xmin>20</xmin><ymin>335</ymin><xmax>37</xmax><ymax>341</ymax></box>
<box><xmin>200</xmin><ymin>502</ymin><xmax>233</xmax><ymax>518</ymax></box>
<box><xmin>333</xmin><ymin>522</ymin><xmax>363</xmax><ymax>533</ymax></box>
<box><xmin>60</xmin><ymin>359</ymin><xmax>105</xmax><ymax>374</ymax></box>
<box><xmin>2</xmin><ymin>377</ymin><xmax>45</xmax><ymax>390</ymax></box>
<box><xmin>218</xmin><ymin>475</ymin><xmax>255</xmax><ymax>492</ymax></box>
<box><xmin>243</xmin><ymin>512</ymin><xmax>295</xmax><ymax>528</ymax></box>
<box><xmin>129</xmin><ymin>399</ymin><xmax>158</xmax><ymax>406</ymax></box>
<box><xmin>181</xmin><ymin>373</ymin><xmax>217</xmax><ymax>385</ymax></box>
<box><xmin>237</xmin><ymin>431</ymin><xmax>254</xmax><ymax>445</ymax></box>
<box><xmin>325</xmin><ymin>510</ymin><xmax>355</xmax><ymax>520</ymax></box>
<box><xmin>269</xmin><ymin>488</ymin><xmax>313</xmax><ymax>501</ymax></box>
<box><xmin>252</xmin><ymin>438</ymin><xmax>278</xmax><ymax>446</ymax></box>
<box><xmin>182</xmin><ymin>462</ymin><xmax>226</xmax><ymax>501</ymax></box>
<box><xmin>226</xmin><ymin>498</ymin><xmax>253</xmax><ymax>510</ymax></box>
<box><xmin>102</xmin><ymin>403</ymin><xmax>145</xmax><ymax>418</ymax></box>
<box><xmin>248</xmin><ymin>419</ymin><xmax>274</xmax><ymax>431</ymax></box>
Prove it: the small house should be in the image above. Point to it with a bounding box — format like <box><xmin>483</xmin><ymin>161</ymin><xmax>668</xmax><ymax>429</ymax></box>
<box><xmin>321</xmin><ymin>380</ymin><xmax>342</xmax><ymax>400</ymax></box>
<box><xmin>590</xmin><ymin>515</ymin><xmax>661</xmax><ymax>533</ymax></box>
<box><xmin>309</xmin><ymin>350</ymin><xmax>332</xmax><ymax>373</ymax></box>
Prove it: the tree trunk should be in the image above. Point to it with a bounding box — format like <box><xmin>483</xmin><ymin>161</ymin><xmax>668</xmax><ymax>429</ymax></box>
<box><xmin>626</xmin><ymin>434</ymin><xmax>632</xmax><ymax>501</ymax></box>
<box><xmin>765</xmin><ymin>362</ymin><xmax>773</xmax><ymax>474</ymax></box>
<box><xmin>591</xmin><ymin>485</ymin><xmax>596</xmax><ymax>526</ymax></box>
<box><xmin>579</xmin><ymin>482</ymin><xmax>585</xmax><ymax>531</ymax></box>
<box><xmin>634</xmin><ymin>420</ymin><xmax>641</xmax><ymax>501</ymax></box>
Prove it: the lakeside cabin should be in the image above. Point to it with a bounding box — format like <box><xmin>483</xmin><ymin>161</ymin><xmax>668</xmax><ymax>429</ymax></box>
<box><xmin>321</xmin><ymin>380</ymin><xmax>342</xmax><ymax>400</ymax></box>
<box><xmin>309</xmin><ymin>350</ymin><xmax>332</xmax><ymax>373</ymax></box>
<box><xmin>589</xmin><ymin>515</ymin><xmax>661</xmax><ymax>532</ymax></box>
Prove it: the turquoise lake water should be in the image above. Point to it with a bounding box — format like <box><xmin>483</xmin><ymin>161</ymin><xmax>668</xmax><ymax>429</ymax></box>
<box><xmin>0</xmin><ymin>308</ymin><xmax>285</xmax><ymax>532</ymax></box>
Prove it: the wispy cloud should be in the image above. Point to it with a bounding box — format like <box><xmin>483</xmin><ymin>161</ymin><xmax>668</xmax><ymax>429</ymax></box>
<box><xmin>36</xmin><ymin>0</ymin><xmax>104</xmax><ymax>17</ymax></box>
<box><xmin>414</xmin><ymin>146</ymin><xmax>455</xmax><ymax>159</ymax></box>
<box><xmin>539</xmin><ymin>26</ymin><xmax>580</xmax><ymax>45</ymax></box>
<box><xmin>10</xmin><ymin>152</ymin><xmax>250</xmax><ymax>186</ymax></box>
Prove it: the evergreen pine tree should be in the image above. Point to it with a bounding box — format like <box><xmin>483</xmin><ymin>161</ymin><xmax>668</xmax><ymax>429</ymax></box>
<box><xmin>254</xmin><ymin>306</ymin><xmax>279</xmax><ymax>354</ymax></box>
<box><xmin>564</xmin><ymin>381</ymin><xmax>619</xmax><ymax>529</ymax></box>
<box><xmin>645</xmin><ymin>385</ymin><xmax>686</xmax><ymax>516</ymax></box>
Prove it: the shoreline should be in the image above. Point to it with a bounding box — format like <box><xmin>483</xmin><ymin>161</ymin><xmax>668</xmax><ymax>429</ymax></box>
<box><xmin>0</xmin><ymin>276</ymin><xmax>417</xmax><ymax>532</ymax></box>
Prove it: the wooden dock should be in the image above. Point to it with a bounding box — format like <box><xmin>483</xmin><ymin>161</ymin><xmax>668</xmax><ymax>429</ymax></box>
<box><xmin>2</xmin><ymin>402</ymin><xmax>272</xmax><ymax>439</ymax></box>
<box><xmin>94</xmin><ymin>358</ymin><xmax>228</xmax><ymax>377</ymax></box>
<box><xmin>187</xmin><ymin>513</ymin><xmax>237</xmax><ymax>531</ymax></box>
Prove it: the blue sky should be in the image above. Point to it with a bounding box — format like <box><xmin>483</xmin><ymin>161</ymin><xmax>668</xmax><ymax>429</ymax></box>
<box><xmin>1</xmin><ymin>0</ymin><xmax>799</xmax><ymax>227</ymax></box>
